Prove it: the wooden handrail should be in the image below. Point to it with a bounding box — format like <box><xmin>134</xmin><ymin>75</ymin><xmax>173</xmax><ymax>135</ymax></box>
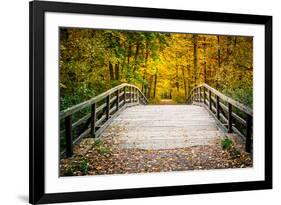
<box><xmin>60</xmin><ymin>83</ymin><xmax>148</xmax><ymax>157</ymax></box>
<box><xmin>60</xmin><ymin>83</ymin><xmax>148</xmax><ymax>119</ymax></box>
<box><xmin>187</xmin><ymin>83</ymin><xmax>253</xmax><ymax>153</ymax></box>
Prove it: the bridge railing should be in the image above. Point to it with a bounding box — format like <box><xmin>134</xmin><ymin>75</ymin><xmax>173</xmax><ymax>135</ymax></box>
<box><xmin>60</xmin><ymin>83</ymin><xmax>148</xmax><ymax>157</ymax></box>
<box><xmin>187</xmin><ymin>83</ymin><xmax>253</xmax><ymax>153</ymax></box>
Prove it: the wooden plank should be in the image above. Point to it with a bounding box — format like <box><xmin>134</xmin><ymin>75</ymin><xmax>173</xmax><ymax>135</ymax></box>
<box><xmin>246</xmin><ymin>114</ymin><xmax>252</xmax><ymax>153</ymax></box>
<box><xmin>208</xmin><ymin>90</ymin><xmax>212</xmax><ymax>111</ymax></box>
<box><xmin>216</xmin><ymin>95</ymin><xmax>220</xmax><ymax>120</ymax></box>
<box><xmin>60</xmin><ymin>102</ymin><xmax>111</xmax><ymax>135</ymax></box>
<box><xmin>228</xmin><ymin>103</ymin><xmax>233</xmax><ymax>133</ymax></box>
<box><xmin>123</xmin><ymin>87</ymin><xmax>126</xmax><ymax>103</ymax></box>
<box><xmin>106</xmin><ymin>95</ymin><xmax>110</xmax><ymax>120</ymax></box>
<box><xmin>188</xmin><ymin>84</ymin><xmax>252</xmax><ymax>116</ymax></box>
<box><xmin>90</xmin><ymin>103</ymin><xmax>96</xmax><ymax>137</ymax></box>
<box><xmin>60</xmin><ymin>83</ymin><xmax>148</xmax><ymax>119</ymax></box>
<box><xmin>110</xmin><ymin>106</ymin><xmax>117</xmax><ymax>115</ymax></box>
<box><xmin>73</xmin><ymin>128</ymin><xmax>91</xmax><ymax>145</ymax></box>
<box><xmin>100</xmin><ymin>105</ymin><xmax>224</xmax><ymax>150</ymax></box>
<box><xmin>232</xmin><ymin>126</ymin><xmax>245</xmax><ymax>139</ymax></box>
<box><xmin>95</xmin><ymin>104</ymin><xmax>134</xmax><ymax>138</ymax></box>
<box><xmin>120</xmin><ymin>99</ymin><xmax>125</xmax><ymax>106</ymax></box>
<box><xmin>65</xmin><ymin>115</ymin><xmax>73</xmax><ymax>157</ymax></box>
<box><xmin>96</xmin><ymin>115</ymin><xmax>106</xmax><ymax>127</ymax></box>
<box><xmin>203</xmin><ymin>84</ymin><xmax>252</xmax><ymax>115</ymax></box>
<box><xmin>116</xmin><ymin>89</ymin><xmax>119</xmax><ymax>111</ymax></box>
<box><xmin>110</xmin><ymin>95</ymin><xmax>117</xmax><ymax>104</ymax></box>
<box><xmin>203</xmin><ymin>87</ymin><xmax>206</xmax><ymax>104</ymax></box>
<box><xmin>96</xmin><ymin>103</ymin><xmax>106</xmax><ymax>113</ymax></box>
<box><xmin>199</xmin><ymin>87</ymin><xmax>201</xmax><ymax>102</ymax></box>
<box><xmin>219</xmin><ymin>101</ymin><xmax>246</xmax><ymax>126</ymax></box>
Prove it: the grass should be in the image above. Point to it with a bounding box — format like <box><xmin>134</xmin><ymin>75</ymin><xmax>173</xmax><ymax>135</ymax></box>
<box><xmin>65</xmin><ymin>158</ymin><xmax>90</xmax><ymax>176</ymax></box>
<box><xmin>221</xmin><ymin>138</ymin><xmax>233</xmax><ymax>150</ymax></box>
<box><xmin>220</xmin><ymin>138</ymin><xmax>241</xmax><ymax>158</ymax></box>
<box><xmin>91</xmin><ymin>139</ymin><xmax>111</xmax><ymax>156</ymax></box>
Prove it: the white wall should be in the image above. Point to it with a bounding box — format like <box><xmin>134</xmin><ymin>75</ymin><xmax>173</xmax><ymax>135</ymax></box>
<box><xmin>0</xmin><ymin>0</ymin><xmax>279</xmax><ymax>204</ymax></box>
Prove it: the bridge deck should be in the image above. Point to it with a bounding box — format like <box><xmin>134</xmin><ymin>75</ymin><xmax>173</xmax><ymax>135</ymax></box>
<box><xmin>100</xmin><ymin>105</ymin><xmax>224</xmax><ymax>149</ymax></box>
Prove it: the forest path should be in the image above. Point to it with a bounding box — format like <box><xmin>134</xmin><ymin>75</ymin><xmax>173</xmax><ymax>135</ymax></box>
<box><xmin>158</xmin><ymin>99</ymin><xmax>176</xmax><ymax>105</ymax></box>
<box><xmin>100</xmin><ymin>105</ymin><xmax>224</xmax><ymax>150</ymax></box>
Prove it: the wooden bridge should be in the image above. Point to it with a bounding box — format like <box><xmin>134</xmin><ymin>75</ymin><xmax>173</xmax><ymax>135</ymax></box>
<box><xmin>60</xmin><ymin>83</ymin><xmax>253</xmax><ymax>158</ymax></box>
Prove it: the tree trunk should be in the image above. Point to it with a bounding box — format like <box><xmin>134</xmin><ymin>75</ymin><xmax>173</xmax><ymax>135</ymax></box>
<box><xmin>133</xmin><ymin>42</ymin><xmax>140</xmax><ymax>72</ymax></box>
<box><xmin>127</xmin><ymin>43</ymin><xmax>132</xmax><ymax>64</ymax></box>
<box><xmin>109</xmin><ymin>61</ymin><xmax>114</xmax><ymax>80</ymax></box>
<box><xmin>193</xmin><ymin>35</ymin><xmax>198</xmax><ymax>87</ymax></box>
<box><xmin>114</xmin><ymin>63</ymin><xmax>119</xmax><ymax>80</ymax></box>
<box><xmin>142</xmin><ymin>41</ymin><xmax>149</xmax><ymax>93</ymax></box>
<box><xmin>176</xmin><ymin>65</ymin><xmax>179</xmax><ymax>92</ymax></box>
<box><xmin>147</xmin><ymin>75</ymin><xmax>153</xmax><ymax>99</ymax></box>
<box><xmin>203</xmin><ymin>36</ymin><xmax>207</xmax><ymax>83</ymax></box>
<box><xmin>169</xmin><ymin>89</ymin><xmax>172</xmax><ymax>99</ymax></box>
<box><xmin>187</xmin><ymin>65</ymin><xmax>191</xmax><ymax>97</ymax></box>
<box><xmin>153</xmin><ymin>73</ymin><xmax>157</xmax><ymax>98</ymax></box>
<box><xmin>216</xmin><ymin>35</ymin><xmax>221</xmax><ymax>89</ymax></box>
<box><xmin>182</xmin><ymin>67</ymin><xmax>187</xmax><ymax>98</ymax></box>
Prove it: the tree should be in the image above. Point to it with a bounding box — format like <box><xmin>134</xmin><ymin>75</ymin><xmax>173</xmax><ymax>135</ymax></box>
<box><xmin>60</xmin><ymin>28</ymin><xmax>253</xmax><ymax>108</ymax></box>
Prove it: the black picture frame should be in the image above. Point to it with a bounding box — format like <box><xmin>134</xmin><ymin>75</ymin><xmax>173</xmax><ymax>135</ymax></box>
<box><xmin>29</xmin><ymin>0</ymin><xmax>272</xmax><ymax>204</ymax></box>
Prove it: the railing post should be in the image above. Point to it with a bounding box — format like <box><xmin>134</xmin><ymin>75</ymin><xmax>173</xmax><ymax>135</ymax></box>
<box><xmin>123</xmin><ymin>87</ymin><xmax>126</xmax><ymax>104</ymax></box>
<box><xmin>203</xmin><ymin>87</ymin><xmax>206</xmax><ymax>104</ymax></box>
<box><xmin>130</xmin><ymin>87</ymin><xmax>132</xmax><ymax>103</ymax></box>
<box><xmin>116</xmin><ymin>89</ymin><xmax>119</xmax><ymax>111</ymax></box>
<box><xmin>228</xmin><ymin>103</ymin><xmax>233</xmax><ymax>133</ymax></box>
<box><xmin>106</xmin><ymin>95</ymin><xmax>110</xmax><ymax>120</ymax></box>
<box><xmin>136</xmin><ymin>89</ymin><xmax>139</xmax><ymax>103</ymax></box>
<box><xmin>136</xmin><ymin>88</ymin><xmax>138</xmax><ymax>102</ymax></box>
<box><xmin>216</xmin><ymin>95</ymin><xmax>220</xmax><ymax>120</ymax></box>
<box><xmin>65</xmin><ymin>115</ymin><xmax>73</xmax><ymax>157</ymax></box>
<box><xmin>246</xmin><ymin>114</ymin><xmax>252</xmax><ymax>153</ymax></box>
<box><xmin>198</xmin><ymin>87</ymin><xmax>201</xmax><ymax>103</ymax></box>
<box><xmin>208</xmin><ymin>90</ymin><xmax>212</xmax><ymax>111</ymax></box>
<box><xmin>90</xmin><ymin>103</ymin><xmax>96</xmax><ymax>137</ymax></box>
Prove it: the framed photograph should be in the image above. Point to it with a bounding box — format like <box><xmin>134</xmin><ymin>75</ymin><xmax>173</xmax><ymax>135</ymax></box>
<box><xmin>29</xmin><ymin>0</ymin><xmax>272</xmax><ymax>204</ymax></box>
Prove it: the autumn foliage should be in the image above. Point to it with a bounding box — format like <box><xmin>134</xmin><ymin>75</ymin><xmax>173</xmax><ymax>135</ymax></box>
<box><xmin>59</xmin><ymin>28</ymin><xmax>253</xmax><ymax>109</ymax></box>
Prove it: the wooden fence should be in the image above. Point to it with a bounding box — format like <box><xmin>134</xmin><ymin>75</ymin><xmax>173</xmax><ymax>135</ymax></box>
<box><xmin>187</xmin><ymin>83</ymin><xmax>253</xmax><ymax>153</ymax></box>
<box><xmin>60</xmin><ymin>83</ymin><xmax>148</xmax><ymax>157</ymax></box>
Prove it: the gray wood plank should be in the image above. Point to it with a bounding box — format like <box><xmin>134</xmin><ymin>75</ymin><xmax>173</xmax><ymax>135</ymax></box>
<box><xmin>100</xmin><ymin>105</ymin><xmax>225</xmax><ymax>150</ymax></box>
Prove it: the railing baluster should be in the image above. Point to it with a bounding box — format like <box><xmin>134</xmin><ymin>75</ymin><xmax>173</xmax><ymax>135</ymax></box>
<box><xmin>65</xmin><ymin>115</ymin><xmax>73</xmax><ymax>157</ymax></box>
<box><xmin>216</xmin><ymin>95</ymin><xmax>220</xmax><ymax>120</ymax></box>
<box><xmin>246</xmin><ymin>114</ymin><xmax>252</xmax><ymax>152</ymax></box>
<box><xmin>123</xmin><ymin>86</ymin><xmax>126</xmax><ymax>104</ymax></box>
<box><xmin>90</xmin><ymin>103</ymin><xmax>96</xmax><ymax>137</ymax></box>
<box><xmin>199</xmin><ymin>87</ymin><xmax>201</xmax><ymax>102</ymax></box>
<box><xmin>203</xmin><ymin>87</ymin><xmax>206</xmax><ymax>104</ymax></box>
<box><xmin>208</xmin><ymin>90</ymin><xmax>212</xmax><ymax>111</ymax></box>
<box><xmin>106</xmin><ymin>95</ymin><xmax>110</xmax><ymax>120</ymax></box>
<box><xmin>228</xmin><ymin>103</ymin><xmax>233</xmax><ymax>133</ymax></box>
<box><xmin>60</xmin><ymin>83</ymin><xmax>149</xmax><ymax>158</ymax></box>
<box><xmin>133</xmin><ymin>87</ymin><xmax>135</xmax><ymax>102</ymax></box>
<box><xmin>130</xmin><ymin>87</ymin><xmax>132</xmax><ymax>103</ymax></box>
<box><xmin>116</xmin><ymin>89</ymin><xmax>119</xmax><ymax>111</ymax></box>
<box><xmin>186</xmin><ymin>84</ymin><xmax>253</xmax><ymax>154</ymax></box>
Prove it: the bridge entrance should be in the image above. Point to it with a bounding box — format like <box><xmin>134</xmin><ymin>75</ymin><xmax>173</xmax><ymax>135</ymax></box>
<box><xmin>59</xmin><ymin>83</ymin><xmax>253</xmax><ymax>176</ymax></box>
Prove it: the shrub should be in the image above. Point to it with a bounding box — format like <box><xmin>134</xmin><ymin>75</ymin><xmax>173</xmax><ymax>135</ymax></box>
<box><xmin>79</xmin><ymin>159</ymin><xmax>89</xmax><ymax>175</ymax></box>
<box><xmin>221</xmin><ymin>138</ymin><xmax>234</xmax><ymax>150</ymax></box>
